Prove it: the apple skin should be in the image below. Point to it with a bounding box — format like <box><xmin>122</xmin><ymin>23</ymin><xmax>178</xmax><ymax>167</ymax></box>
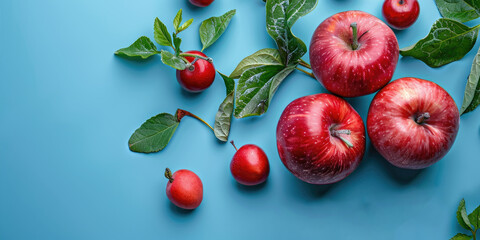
<box><xmin>276</xmin><ymin>93</ymin><xmax>366</xmax><ymax>185</ymax></box>
<box><xmin>189</xmin><ymin>0</ymin><xmax>214</xmax><ymax>7</ymax></box>
<box><xmin>382</xmin><ymin>0</ymin><xmax>420</xmax><ymax>30</ymax></box>
<box><xmin>176</xmin><ymin>50</ymin><xmax>215</xmax><ymax>93</ymax></box>
<box><xmin>367</xmin><ymin>78</ymin><xmax>460</xmax><ymax>169</ymax></box>
<box><xmin>309</xmin><ymin>10</ymin><xmax>399</xmax><ymax>97</ymax></box>
<box><xmin>166</xmin><ymin>169</ymin><xmax>203</xmax><ymax>210</ymax></box>
<box><xmin>230</xmin><ymin>144</ymin><xmax>270</xmax><ymax>186</ymax></box>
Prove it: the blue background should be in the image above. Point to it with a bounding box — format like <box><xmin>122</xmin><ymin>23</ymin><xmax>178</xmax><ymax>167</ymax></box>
<box><xmin>1</xmin><ymin>0</ymin><xmax>480</xmax><ymax>239</ymax></box>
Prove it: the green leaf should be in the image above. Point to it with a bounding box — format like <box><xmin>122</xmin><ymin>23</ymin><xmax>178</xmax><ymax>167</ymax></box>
<box><xmin>435</xmin><ymin>0</ymin><xmax>480</xmax><ymax>22</ymax></box>
<box><xmin>214</xmin><ymin>73</ymin><xmax>236</xmax><ymax>142</ymax></box>
<box><xmin>400</xmin><ymin>18</ymin><xmax>479</xmax><ymax>68</ymax></box>
<box><xmin>173</xmin><ymin>34</ymin><xmax>182</xmax><ymax>55</ymax></box>
<box><xmin>268</xmin><ymin>66</ymin><xmax>295</xmax><ymax>103</ymax></box>
<box><xmin>464</xmin><ymin>0</ymin><xmax>480</xmax><ymax>13</ymax></box>
<box><xmin>128</xmin><ymin>113</ymin><xmax>180</xmax><ymax>153</ymax></box>
<box><xmin>179</xmin><ymin>18</ymin><xmax>193</xmax><ymax>32</ymax></box>
<box><xmin>234</xmin><ymin>65</ymin><xmax>295</xmax><ymax>118</ymax></box>
<box><xmin>115</xmin><ymin>36</ymin><xmax>159</xmax><ymax>59</ymax></box>
<box><xmin>449</xmin><ymin>233</ymin><xmax>472</xmax><ymax>240</ymax></box>
<box><xmin>160</xmin><ymin>50</ymin><xmax>186</xmax><ymax>70</ymax></box>
<box><xmin>457</xmin><ymin>199</ymin><xmax>474</xmax><ymax>231</ymax></box>
<box><xmin>230</xmin><ymin>48</ymin><xmax>283</xmax><ymax>79</ymax></box>
<box><xmin>266</xmin><ymin>0</ymin><xmax>318</xmax><ymax>66</ymax></box>
<box><xmin>199</xmin><ymin>9</ymin><xmax>236</xmax><ymax>51</ymax></box>
<box><xmin>468</xmin><ymin>204</ymin><xmax>480</xmax><ymax>230</ymax></box>
<box><xmin>154</xmin><ymin>17</ymin><xmax>173</xmax><ymax>47</ymax></box>
<box><xmin>174</xmin><ymin>9</ymin><xmax>182</xmax><ymax>32</ymax></box>
<box><xmin>461</xmin><ymin>47</ymin><xmax>480</xmax><ymax>114</ymax></box>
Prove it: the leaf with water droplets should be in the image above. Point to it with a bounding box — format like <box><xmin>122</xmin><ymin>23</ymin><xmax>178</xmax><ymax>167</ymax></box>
<box><xmin>214</xmin><ymin>73</ymin><xmax>235</xmax><ymax>142</ymax></box>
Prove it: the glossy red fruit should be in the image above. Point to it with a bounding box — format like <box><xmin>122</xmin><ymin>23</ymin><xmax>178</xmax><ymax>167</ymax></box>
<box><xmin>176</xmin><ymin>50</ymin><xmax>215</xmax><ymax>93</ymax></box>
<box><xmin>382</xmin><ymin>0</ymin><xmax>420</xmax><ymax>30</ymax></box>
<box><xmin>367</xmin><ymin>78</ymin><xmax>460</xmax><ymax>169</ymax></box>
<box><xmin>276</xmin><ymin>93</ymin><xmax>366</xmax><ymax>185</ymax></box>
<box><xmin>189</xmin><ymin>0</ymin><xmax>214</xmax><ymax>7</ymax></box>
<box><xmin>165</xmin><ymin>168</ymin><xmax>203</xmax><ymax>210</ymax></box>
<box><xmin>230</xmin><ymin>141</ymin><xmax>270</xmax><ymax>186</ymax></box>
<box><xmin>310</xmin><ymin>10</ymin><xmax>399</xmax><ymax>97</ymax></box>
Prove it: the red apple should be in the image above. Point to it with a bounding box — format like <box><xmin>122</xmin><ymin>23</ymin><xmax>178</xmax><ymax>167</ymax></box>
<box><xmin>165</xmin><ymin>168</ymin><xmax>203</xmax><ymax>210</ymax></box>
<box><xmin>367</xmin><ymin>78</ymin><xmax>460</xmax><ymax>169</ymax></box>
<box><xmin>382</xmin><ymin>0</ymin><xmax>420</xmax><ymax>30</ymax></box>
<box><xmin>176</xmin><ymin>50</ymin><xmax>215</xmax><ymax>93</ymax></box>
<box><xmin>309</xmin><ymin>10</ymin><xmax>399</xmax><ymax>97</ymax></box>
<box><xmin>230</xmin><ymin>141</ymin><xmax>270</xmax><ymax>186</ymax></box>
<box><xmin>276</xmin><ymin>93</ymin><xmax>366</xmax><ymax>185</ymax></box>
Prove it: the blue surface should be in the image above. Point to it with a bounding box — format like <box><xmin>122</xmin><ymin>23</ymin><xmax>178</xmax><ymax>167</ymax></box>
<box><xmin>1</xmin><ymin>0</ymin><xmax>480</xmax><ymax>239</ymax></box>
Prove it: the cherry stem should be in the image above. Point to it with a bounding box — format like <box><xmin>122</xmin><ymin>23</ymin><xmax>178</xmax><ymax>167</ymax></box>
<box><xmin>399</xmin><ymin>0</ymin><xmax>404</xmax><ymax>4</ymax></box>
<box><xmin>350</xmin><ymin>22</ymin><xmax>359</xmax><ymax>50</ymax></box>
<box><xmin>176</xmin><ymin>109</ymin><xmax>214</xmax><ymax>132</ymax></box>
<box><xmin>415</xmin><ymin>112</ymin><xmax>430</xmax><ymax>124</ymax></box>
<box><xmin>230</xmin><ymin>140</ymin><xmax>238</xmax><ymax>151</ymax></box>
<box><xmin>164</xmin><ymin>168</ymin><xmax>174</xmax><ymax>183</ymax></box>
<box><xmin>296</xmin><ymin>67</ymin><xmax>316</xmax><ymax>79</ymax></box>
<box><xmin>179</xmin><ymin>53</ymin><xmax>213</xmax><ymax>63</ymax></box>
<box><xmin>331</xmin><ymin>129</ymin><xmax>354</xmax><ymax>148</ymax></box>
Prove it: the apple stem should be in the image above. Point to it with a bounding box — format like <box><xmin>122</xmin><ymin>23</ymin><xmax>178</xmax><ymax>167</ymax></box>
<box><xmin>230</xmin><ymin>140</ymin><xmax>238</xmax><ymax>151</ymax></box>
<box><xmin>176</xmin><ymin>109</ymin><xmax>214</xmax><ymax>132</ymax></box>
<box><xmin>415</xmin><ymin>112</ymin><xmax>430</xmax><ymax>124</ymax></box>
<box><xmin>350</xmin><ymin>22</ymin><xmax>359</xmax><ymax>50</ymax></box>
<box><xmin>331</xmin><ymin>129</ymin><xmax>354</xmax><ymax>148</ymax></box>
<box><xmin>179</xmin><ymin>53</ymin><xmax>213</xmax><ymax>63</ymax></box>
<box><xmin>165</xmin><ymin>168</ymin><xmax>174</xmax><ymax>183</ymax></box>
<box><xmin>296</xmin><ymin>67</ymin><xmax>316</xmax><ymax>79</ymax></box>
<box><xmin>299</xmin><ymin>59</ymin><xmax>312</xmax><ymax>69</ymax></box>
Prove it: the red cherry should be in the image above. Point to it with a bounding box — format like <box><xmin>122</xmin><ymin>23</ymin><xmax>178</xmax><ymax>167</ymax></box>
<box><xmin>230</xmin><ymin>141</ymin><xmax>270</xmax><ymax>186</ymax></box>
<box><xmin>189</xmin><ymin>0</ymin><xmax>214</xmax><ymax>7</ymax></box>
<box><xmin>165</xmin><ymin>168</ymin><xmax>203</xmax><ymax>210</ymax></box>
<box><xmin>176</xmin><ymin>50</ymin><xmax>215</xmax><ymax>93</ymax></box>
<box><xmin>382</xmin><ymin>0</ymin><xmax>420</xmax><ymax>30</ymax></box>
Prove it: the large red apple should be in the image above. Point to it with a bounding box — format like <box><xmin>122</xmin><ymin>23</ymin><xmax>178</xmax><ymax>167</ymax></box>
<box><xmin>367</xmin><ymin>78</ymin><xmax>460</xmax><ymax>169</ymax></box>
<box><xmin>276</xmin><ymin>93</ymin><xmax>366</xmax><ymax>184</ymax></box>
<box><xmin>309</xmin><ymin>11</ymin><xmax>399</xmax><ymax>97</ymax></box>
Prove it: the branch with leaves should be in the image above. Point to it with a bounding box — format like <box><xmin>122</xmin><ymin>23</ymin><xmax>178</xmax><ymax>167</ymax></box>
<box><xmin>400</xmin><ymin>0</ymin><xmax>480</xmax><ymax>115</ymax></box>
<box><xmin>115</xmin><ymin>9</ymin><xmax>236</xmax><ymax>153</ymax></box>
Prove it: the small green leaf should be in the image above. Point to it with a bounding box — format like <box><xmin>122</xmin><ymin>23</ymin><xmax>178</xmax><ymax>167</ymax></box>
<box><xmin>199</xmin><ymin>9</ymin><xmax>236</xmax><ymax>51</ymax></box>
<box><xmin>115</xmin><ymin>36</ymin><xmax>159</xmax><ymax>59</ymax></box>
<box><xmin>160</xmin><ymin>50</ymin><xmax>186</xmax><ymax>70</ymax></box>
<box><xmin>468</xmin><ymin>204</ymin><xmax>480</xmax><ymax>230</ymax></box>
<box><xmin>179</xmin><ymin>19</ymin><xmax>193</xmax><ymax>32</ymax></box>
<box><xmin>266</xmin><ymin>0</ymin><xmax>318</xmax><ymax>66</ymax></box>
<box><xmin>234</xmin><ymin>65</ymin><xmax>295</xmax><ymax>118</ymax></box>
<box><xmin>154</xmin><ymin>17</ymin><xmax>173</xmax><ymax>47</ymax></box>
<box><xmin>230</xmin><ymin>48</ymin><xmax>283</xmax><ymax>79</ymax></box>
<box><xmin>214</xmin><ymin>73</ymin><xmax>236</xmax><ymax>142</ymax></box>
<box><xmin>220</xmin><ymin>72</ymin><xmax>235</xmax><ymax>94</ymax></box>
<box><xmin>457</xmin><ymin>199</ymin><xmax>474</xmax><ymax>231</ymax></box>
<box><xmin>400</xmin><ymin>18</ymin><xmax>479</xmax><ymax>68</ymax></box>
<box><xmin>449</xmin><ymin>233</ymin><xmax>472</xmax><ymax>240</ymax></box>
<box><xmin>461</xmin><ymin>47</ymin><xmax>480</xmax><ymax>114</ymax></box>
<box><xmin>173</xmin><ymin>34</ymin><xmax>182</xmax><ymax>55</ymax></box>
<box><xmin>435</xmin><ymin>0</ymin><xmax>480</xmax><ymax>22</ymax></box>
<box><xmin>128</xmin><ymin>113</ymin><xmax>180</xmax><ymax>153</ymax></box>
<box><xmin>174</xmin><ymin>9</ymin><xmax>183</xmax><ymax>32</ymax></box>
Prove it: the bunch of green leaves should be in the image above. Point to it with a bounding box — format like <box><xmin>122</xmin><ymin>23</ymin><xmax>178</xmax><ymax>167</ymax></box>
<box><xmin>230</xmin><ymin>0</ymin><xmax>318</xmax><ymax>118</ymax></box>
<box><xmin>115</xmin><ymin>9</ymin><xmax>235</xmax><ymax>70</ymax></box>
<box><xmin>450</xmin><ymin>199</ymin><xmax>479</xmax><ymax>240</ymax></box>
<box><xmin>400</xmin><ymin>1</ymin><xmax>480</xmax><ymax>114</ymax></box>
<box><xmin>116</xmin><ymin>9</ymin><xmax>236</xmax><ymax>153</ymax></box>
